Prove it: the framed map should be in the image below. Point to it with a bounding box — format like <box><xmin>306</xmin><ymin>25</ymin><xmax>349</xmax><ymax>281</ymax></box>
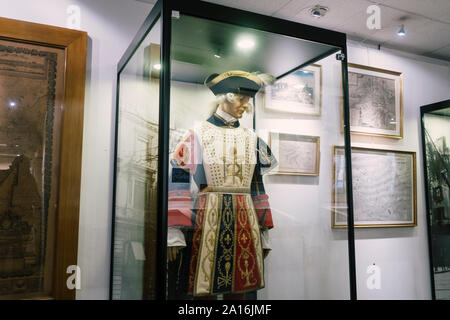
<box><xmin>332</xmin><ymin>146</ymin><xmax>416</xmax><ymax>228</ymax></box>
<box><xmin>264</xmin><ymin>64</ymin><xmax>322</xmax><ymax>116</ymax></box>
<box><xmin>347</xmin><ymin>64</ymin><xmax>403</xmax><ymax>139</ymax></box>
<box><xmin>268</xmin><ymin>132</ymin><xmax>320</xmax><ymax>176</ymax></box>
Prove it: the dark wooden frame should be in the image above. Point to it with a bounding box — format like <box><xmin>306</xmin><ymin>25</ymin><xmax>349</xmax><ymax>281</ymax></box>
<box><xmin>420</xmin><ymin>99</ymin><xmax>450</xmax><ymax>300</ymax></box>
<box><xmin>0</xmin><ymin>17</ymin><xmax>87</xmax><ymax>300</ymax></box>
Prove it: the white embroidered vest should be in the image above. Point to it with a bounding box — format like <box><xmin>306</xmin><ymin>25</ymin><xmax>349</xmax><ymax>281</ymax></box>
<box><xmin>194</xmin><ymin>121</ymin><xmax>257</xmax><ymax>190</ymax></box>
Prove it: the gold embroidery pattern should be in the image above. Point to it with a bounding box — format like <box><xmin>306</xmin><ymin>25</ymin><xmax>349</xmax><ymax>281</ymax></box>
<box><xmin>213</xmin><ymin>195</ymin><xmax>234</xmax><ymax>290</ymax></box>
<box><xmin>200</xmin><ymin>194</ymin><xmax>218</xmax><ymax>282</ymax></box>
<box><xmin>236</xmin><ymin>196</ymin><xmax>257</xmax><ymax>288</ymax></box>
<box><xmin>193</xmin><ymin>193</ymin><xmax>219</xmax><ymax>295</ymax></box>
<box><xmin>245</xmin><ymin>194</ymin><xmax>264</xmax><ymax>287</ymax></box>
<box><xmin>197</xmin><ymin>122</ymin><xmax>256</xmax><ymax>189</ymax></box>
<box><xmin>190</xmin><ymin>195</ymin><xmax>206</xmax><ymax>294</ymax></box>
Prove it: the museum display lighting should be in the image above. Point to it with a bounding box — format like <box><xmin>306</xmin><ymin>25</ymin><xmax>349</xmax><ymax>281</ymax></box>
<box><xmin>310</xmin><ymin>5</ymin><xmax>329</xmax><ymax>18</ymax></box>
<box><xmin>236</xmin><ymin>36</ymin><xmax>255</xmax><ymax>50</ymax></box>
<box><xmin>397</xmin><ymin>25</ymin><xmax>406</xmax><ymax>36</ymax></box>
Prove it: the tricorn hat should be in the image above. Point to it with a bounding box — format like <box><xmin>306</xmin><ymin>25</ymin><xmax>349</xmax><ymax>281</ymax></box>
<box><xmin>204</xmin><ymin>70</ymin><xmax>264</xmax><ymax>98</ymax></box>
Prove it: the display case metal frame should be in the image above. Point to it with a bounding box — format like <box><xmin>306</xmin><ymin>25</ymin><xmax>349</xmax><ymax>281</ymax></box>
<box><xmin>420</xmin><ymin>99</ymin><xmax>450</xmax><ymax>300</ymax></box>
<box><xmin>110</xmin><ymin>0</ymin><xmax>357</xmax><ymax>300</ymax></box>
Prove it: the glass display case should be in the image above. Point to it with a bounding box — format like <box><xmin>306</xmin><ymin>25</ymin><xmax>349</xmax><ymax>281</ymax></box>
<box><xmin>421</xmin><ymin>100</ymin><xmax>450</xmax><ymax>300</ymax></box>
<box><xmin>110</xmin><ymin>0</ymin><xmax>356</xmax><ymax>300</ymax></box>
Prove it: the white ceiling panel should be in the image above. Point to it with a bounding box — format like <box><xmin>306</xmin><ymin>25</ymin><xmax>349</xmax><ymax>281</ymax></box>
<box><xmin>132</xmin><ymin>0</ymin><xmax>450</xmax><ymax>61</ymax></box>
<box><xmin>375</xmin><ymin>0</ymin><xmax>450</xmax><ymax>23</ymax></box>
<box><xmin>201</xmin><ymin>0</ymin><xmax>291</xmax><ymax>16</ymax></box>
<box><xmin>428</xmin><ymin>44</ymin><xmax>450</xmax><ymax>60</ymax></box>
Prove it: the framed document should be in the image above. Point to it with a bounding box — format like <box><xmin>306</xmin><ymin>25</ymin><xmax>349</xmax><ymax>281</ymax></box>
<box><xmin>347</xmin><ymin>63</ymin><xmax>403</xmax><ymax>139</ymax></box>
<box><xmin>0</xmin><ymin>17</ymin><xmax>87</xmax><ymax>299</ymax></box>
<box><xmin>332</xmin><ymin>146</ymin><xmax>416</xmax><ymax>228</ymax></box>
<box><xmin>264</xmin><ymin>64</ymin><xmax>322</xmax><ymax>116</ymax></box>
<box><xmin>268</xmin><ymin>132</ymin><xmax>320</xmax><ymax>176</ymax></box>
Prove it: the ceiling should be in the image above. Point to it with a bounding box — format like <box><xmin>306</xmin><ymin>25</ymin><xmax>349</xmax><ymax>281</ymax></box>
<box><xmin>136</xmin><ymin>0</ymin><xmax>450</xmax><ymax>62</ymax></box>
<box><xmin>170</xmin><ymin>14</ymin><xmax>338</xmax><ymax>83</ymax></box>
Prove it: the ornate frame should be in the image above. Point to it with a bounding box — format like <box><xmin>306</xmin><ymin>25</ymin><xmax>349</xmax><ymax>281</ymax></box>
<box><xmin>344</xmin><ymin>63</ymin><xmax>403</xmax><ymax>139</ymax></box>
<box><xmin>264</xmin><ymin>64</ymin><xmax>322</xmax><ymax>116</ymax></box>
<box><xmin>268</xmin><ymin>132</ymin><xmax>320</xmax><ymax>176</ymax></box>
<box><xmin>0</xmin><ymin>17</ymin><xmax>87</xmax><ymax>299</ymax></box>
<box><xmin>332</xmin><ymin>146</ymin><xmax>417</xmax><ymax>228</ymax></box>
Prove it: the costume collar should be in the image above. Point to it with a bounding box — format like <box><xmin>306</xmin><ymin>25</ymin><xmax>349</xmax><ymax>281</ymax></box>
<box><xmin>216</xmin><ymin>107</ymin><xmax>237</xmax><ymax>123</ymax></box>
<box><xmin>207</xmin><ymin>108</ymin><xmax>240</xmax><ymax>128</ymax></box>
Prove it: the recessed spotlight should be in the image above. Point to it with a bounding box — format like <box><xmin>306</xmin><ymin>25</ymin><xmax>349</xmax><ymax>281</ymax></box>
<box><xmin>236</xmin><ymin>36</ymin><xmax>255</xmax><ymax>50</ymax></box>
<box><xmin>153</xmin><ymin>63</ymin><xmax>162</xmax><ymax>70</ymax></box>
<box><xmin>397</xmin><ymin>25</ymin><xmax>406</xmax><ymax>36</ymax></box>
<box><xmin>9</xmin><ymin>101</ymin><xmax>16</xmax><ymax>108</ymax></box>
<box><xmin>310</xmin><ymin>5</ymin><xmax>329</xmax><ymax>18</ymax></box>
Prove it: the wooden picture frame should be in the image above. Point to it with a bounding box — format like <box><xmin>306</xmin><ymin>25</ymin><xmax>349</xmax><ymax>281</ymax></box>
<box><xmin>332</xmin><ymin>146</ymin><xmax>417</xmax><ymax>228</ymax></box>
<box><xmin>264</xmin><ymin>64</ymin><xmax>322</xmax><ymax>116</ymax></box>
<box><xmin>268</xmin><ymin>132</ymin><xmax>320</xmax><ymax>176</ymax></box>
<box><xmin>0</xmin><ymin>17</ymin><xmax>87</xmax><ymax>299</ymax></box>
<box><xmin>345</xmin><ymin>63</ymin><xmax>403</xmax><ymax>139</ymax></box>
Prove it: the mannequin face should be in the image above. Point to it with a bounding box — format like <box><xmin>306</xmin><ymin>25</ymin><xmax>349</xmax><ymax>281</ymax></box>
<box><xmin>220</xmin><ymin>95</ymin><xmax>250</xmax><ymax>119</ymax></box>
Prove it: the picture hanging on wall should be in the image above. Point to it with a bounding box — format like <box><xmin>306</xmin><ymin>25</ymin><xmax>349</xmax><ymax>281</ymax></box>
<box><xmin>264</xmin><ymin>64</ymin><xmax>322</xmax><ymax>116</ymax></box>
<box><xmin>345</xmin><ymin>63</ymin><xmax>403</xmax><ymax>139</ymax></box>
<box><xmin>268</xmin><ymin>132</ymin><xmax>320</xmax><ymax>176</ymax></box>
<box><xmin>332</xmin><ymin>146</ymin><xmax>417</xmax><ymax>228</ymax></box>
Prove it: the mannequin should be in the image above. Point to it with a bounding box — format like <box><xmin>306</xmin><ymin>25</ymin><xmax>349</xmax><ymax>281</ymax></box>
<box><xmin>167</xmin><ymin>70</ymin><xmax>277</xmax><ymax>298</ymax></box>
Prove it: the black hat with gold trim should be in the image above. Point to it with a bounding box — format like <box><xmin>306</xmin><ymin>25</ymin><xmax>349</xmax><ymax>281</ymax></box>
<box><xmin>204</xmin><ymin>70</ymin><xmax>263</xmax><ymax>98</ymax></box>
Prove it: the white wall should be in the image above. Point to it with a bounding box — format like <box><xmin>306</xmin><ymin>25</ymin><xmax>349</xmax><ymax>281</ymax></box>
<box><xmin>0</xmin><ymin>0</ymin><xmax>153</xmax><ymax>299</ymax></box>
<box><xmin>347</xmin><ymin>41</ymin><xmax>450</xmax><ymax>300</ymax></box>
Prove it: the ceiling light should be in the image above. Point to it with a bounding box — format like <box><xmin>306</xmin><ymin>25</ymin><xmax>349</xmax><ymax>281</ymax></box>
<box><xmin>214</xmin><ymin>54</ymin><xmax>221</xmax><ymax>59</ymax></box>
<box><xmin>236</xmin><ymin>36</ymin><xmax>255</xmax><ymax>50</ymax></box>
<box><xmin>397</xmin><ymin>25</ymin><xmax>406</xmax><ymax>36</ymax></box>
<box><xmin>310</xmin><ymin>5</ymin><xmax>329</xmax><ymax>18</ymax></box>
<box><xmin>9</xmin><ymin>101</ymin><xmax>16</xmax><ymax>107</ymax></box>
<box><xmin>153</xmin><ymin>63</ymin><xmax>161</xmax><ymax>70</ymax></box>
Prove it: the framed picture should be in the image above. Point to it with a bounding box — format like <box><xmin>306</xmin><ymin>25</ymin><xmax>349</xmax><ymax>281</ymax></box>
<box><xmin>0</xmin><ymin>17</ymin><xmax>87</xmax><ymax>299</ymax></box>
<box><xmin>346</xmin><ymin>63</ymin><xmax>403</xmax><ymax>139</ymax></box>
<box><xmin>264</xmin><ymin>64</ymin><xmax>322</xmax><ymax>116</ymax></box>
<box><xmin>332</xmin><ymin>146</ymin><xmax>417</xmax><ymax>228</ymax></box>
<box><xmin>268</xmin><ymin>132</ymin><xmax>320</xmax><ymax>176</ymax></box>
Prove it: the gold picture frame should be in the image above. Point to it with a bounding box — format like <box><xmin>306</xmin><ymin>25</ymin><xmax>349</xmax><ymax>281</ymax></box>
<box><xmin>268</xmin><ymin>132</ymin><xmax>320</xmax><ymax>176</ymax></box>
<box><xmin>344</xmin><ymin>63</ymin><xmax>403</xmax><ymax>139</ymax></box>
<box><xmin>264</xmin><ymin>64</ymin><xmax>322</xmax><ymax>116</ymax></box>
<box><xmin>332</xmin><ymin>146</ymin><xmax>417</xmax><ymax>228</ymax></box>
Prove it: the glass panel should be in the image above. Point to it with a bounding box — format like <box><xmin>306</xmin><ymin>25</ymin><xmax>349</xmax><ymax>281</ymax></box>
<box><xmin>0</xmin><ymin>39</ymin><xmax>65</xmax><ymax>299</ymax></box>
<box><xmin>423</xmin><ymin>106</ymin><xmax>450</xmax><ymax>300</ymax></box>
<box><xmin>167</xmin><ymin>14</ymin><xmax>350</xmax><ymax>300</ymax></box>
<box><xmin>349</xmin><ymin>64</ymin><xmax>420</xmax><ymax>300</ymax></box>
<box><xmin>111</xmin><ymin>18</ymin><xmax>161</xmax><ymax>300</ymax></box>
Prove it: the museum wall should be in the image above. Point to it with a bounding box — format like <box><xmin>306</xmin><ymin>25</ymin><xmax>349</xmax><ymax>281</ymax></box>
<box><xmin>347</xmin><ymin>41</ymin><xmax>450</xmax><ymax>299</ymax></box>
<box><xmin>0</xmin><ymin>0</ymin><xmax>153</xmax><ymax>299</ymax></box>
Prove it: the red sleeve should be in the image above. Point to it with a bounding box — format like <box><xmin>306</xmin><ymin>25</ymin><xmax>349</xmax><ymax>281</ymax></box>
<box><xmin>252</xmin><ymin>194</ymin><xmax>274</xmax><ymax>229</ymax></box>
<box><xmin>168</xmin><ymin>130</ymin><xmax>198</xmax><ymax>228</ymax></box>
<box><xmin>168</xmin><ymin>190</ymin><xmax>192</xmax><ymax>227</ymax></box>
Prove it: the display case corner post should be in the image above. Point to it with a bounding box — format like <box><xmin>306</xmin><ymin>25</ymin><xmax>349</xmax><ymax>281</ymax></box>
<box><xmin>340</xmin><ymin>45</ymin><xmax>358</xmax><ymax>300</ymax></box>
<box><xmin>155</xmin><ymin>0</ymin><xmax>173</xmax><ymax>301</ymax></box>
